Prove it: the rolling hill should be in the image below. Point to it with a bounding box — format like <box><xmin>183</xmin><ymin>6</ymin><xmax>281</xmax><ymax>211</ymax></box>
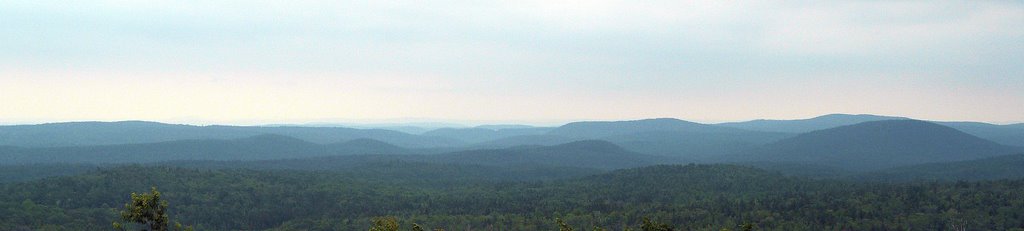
<box><xmin>421</xmin><ymin>140</ymin><xmax>671</xmax><ymax>170</ymax></box>
<box><xmin>533</xmin><ymin>118</ymin><xmax>793</xmax><ymax>159</ymax></box>
<box><xmin>421</xmin><ymin>127</ymin><xmax>552</xmax><ymax>144</ymax></box>
<box><xmin>731</xmin><ymin>120</ymin><xmax>1021</xmax><ymax>171</ymax></box>
<box><xmin>547</xmin><ymin>118</ymin><xmax>751</xmax><ymax>138</ymax></box>
<box><xmin>717</xmin><ymin>114</ymin><xmax>1024</xmax><ymax>147</ymax></box>
<box><xmin>468</xmin><ymin>134</ymin><xmax>584</xmax><ymax>148</ymax></box>
<box><xmin>717</xmin><ymin>114</ymin><xmax>907</xmax><ymax>133</ymax></box>
<box><xmin>0</xmin><ymin>135</ymin><xmax>666</xmax><ymax>171</ymax></box>
<box><xmin>0</xmin><ymin>135</ymin><xmax>410</xmax><ymax>165</ymax></box>
<box><xmin>602</xmin><ymin>131</ymin><xmax>791</xmax><ymax>161</ymax></box>
<box><xmin>936</xmin><ymin>122</ymin><xmax>1024</xmax><ymax>147</ymax></box>
<box><xmin>0</xmin><ymin>121</ymin><xmax>464</xmax><ymax>148</ymax></box>
<box><xmin>168</xmin><ymin>140</ymin><xmax>667</xmax><ymax>171</ymax></box>
<box><xmin>856</xmin><ymin>154</ymin><xmax>1024</xmax><ymax>182</ymax></box>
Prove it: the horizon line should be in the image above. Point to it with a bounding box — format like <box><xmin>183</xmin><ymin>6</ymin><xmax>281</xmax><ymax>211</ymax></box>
<box><xmin>1</xmin><ymin>114</ymin><xmax>1021</xmax><ymax>127</ymax></box>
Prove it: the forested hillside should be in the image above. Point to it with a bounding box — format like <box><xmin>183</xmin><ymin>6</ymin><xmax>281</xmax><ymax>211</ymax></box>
<box><xmin>0</xmin><ymin>122</ymin><xmax>464</xmax><ymax>148</ymax></box>
<box><xmin>717</xmin><ymin>114</ymin><xmax>906</xmax><ymax>133</ymax></box>
<box><xmin>857</xmin><ymin>154</ymin><xmax>1024</xmax><ymax>182</ymax></box>
<box><xmin>6</xmin><ymin>0</ymin><xmax>1021</xmax><ymax>229</ymax></box>
<box><xmin>734</xmin><ymin>120</ymin><xmax>1020</xmax><ymax>171</ymax></box>
<box><xmin>2</xmin><ymin>117</ymin><xmax>1023</xmax><ymax>230</ymax></box>
<box><xmin>2</xmin><ymin>164</ymin><xmax>1023</xmax><ymax>230</ymax></box>
<box><xmin>0</xmin><ymin>135</ymin><xmax>413</xmax><ymax>164</ymax></box>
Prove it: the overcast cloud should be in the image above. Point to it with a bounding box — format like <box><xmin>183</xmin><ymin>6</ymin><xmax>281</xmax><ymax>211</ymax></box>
<box><xmin>1</xmin><ymin>1</ymin><xmax>1021</xmax><ymax>125</ymax></box>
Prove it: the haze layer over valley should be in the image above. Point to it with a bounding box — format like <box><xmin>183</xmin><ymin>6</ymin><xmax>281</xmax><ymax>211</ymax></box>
<box><xmin>2</xmin><ymin>1</ymin><xmax>1022</xmax><ymax>230</ymax></box>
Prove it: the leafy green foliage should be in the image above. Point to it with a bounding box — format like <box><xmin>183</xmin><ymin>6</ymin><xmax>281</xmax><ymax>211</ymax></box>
<box><xmin>556</xmin><ymin>218</ymin><xmax>574</xmax><ymax>231</ymax></box>
<box><xmin>112</xmin><ymin>187</ymin><xmax>193</xmax><ymax>231</ymax></box>
<box><xmin>857</xmin><ymin>154</ymin><xmax>1024</xmax><ymax>182</ymax></box>
<box><xmin>640</xmin><ymin>217</ymin><xmax>673</xmax><ymax>231</ymax></box>
<box><xmin>114</xmin><ymin>187</ymin><xmax>169</xmax><ymax>231</ymax></box>
<box><xmin>0</xmin><ymin>164</ymin><xmax>1022</xmax><ymax>230</ymax></box>
<box><xmin>369</xmin><ymin>217</ymin><xmax>400</xmax><ymax>231</ymax></box>
<box><xmin>0</xmin><ymin>163</ymin><xmax>97</xmax><ymax>183</ymax></box>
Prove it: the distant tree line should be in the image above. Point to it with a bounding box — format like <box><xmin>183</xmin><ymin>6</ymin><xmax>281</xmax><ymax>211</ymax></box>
<box><xmin>0</xmin><ymin>165</ymin><xmax>1022</xmax><ymax>230</ymax></box>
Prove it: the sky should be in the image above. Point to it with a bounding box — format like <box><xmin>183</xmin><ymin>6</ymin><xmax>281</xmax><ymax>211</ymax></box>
<box><xmin>1</xmin><ymin>1</ymin><xmax>1022</xmax><ymax>125</ymax></box>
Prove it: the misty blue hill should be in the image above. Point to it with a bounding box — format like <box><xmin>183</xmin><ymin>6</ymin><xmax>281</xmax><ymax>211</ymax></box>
<box><xmin>470</xmin><ymin>135</ymin><xmax>585</xmax><ymax>148</ymax></box>
<box><xmin>0</xmin><ymin>121</ymin><xmax>252</xmax><ymax>147</ymax></box>
<box><xmin>421</xmin><ymin>127</ymin><xmax>553</xmax><ymax>143</ymax></box>
<box><xmin>167</xmin><ymin>140</ymin><xmax>668</xmax><ymax>171</ymax></box>
<box><xmin>162</xmin><ymin>157</ymin><xmax>603</xmax><ymax>183</ymax></box>
<box><xmin>732</xmin><ymin>120</ymin><xmax>1020</xmax><ymax>171</ymax></box>
<box><xmin>0</xmin><ymin>121</ymin><xmax>464</xmax><ymax>148</ymax></box>
<box><xmin>538</xmin><ymin>118</ymin><xmax>791</xmax><ymax>159</ymax></box>
<box><xmin>547</xmin><ymin>118</ymin><xmax>753</xmax><ymax>138</ymax></box>
<box><xmin>419</xmin><ymin>140</ymin><xmax>675</xmax><ymax>170</ymax></box>
<box><xmin>247</xmin><ymin>126</ymin><xmax>462</xmax><ymax>147</ymax></box>
<box><xmin>0</xmin><ymin>135</ymin><xmax>668</xmax><ymax>170</ymax></box>
<box><xmin>935</xmin><ymin>121</ymin><xmax>1024</xmax><ymax>147</ymax></box>
<box><xmin>474</xmin><ymin>124</ymin><xmax>540</xmax><ymax>130</ymax></box>
<box><xmin>0</xmin><ymin>163</ymin><xmax>99</xmax><ymax>183</ymax></box>
<box><xmin>325</xmin><ymin>138</ymin><xmax>411</xmax><ymax>155</ymax></box>
<box><xmin>0</xmin><ymin>135</ymin><xmax>411</xmax><ymax>165</ymax></box>
<box><xmin>470</xmin><ymin>131</ymin><xmax>781</xmax><ymax>162</ymax></box>
<box><xmin>856</xmin><ymin>154</ymin><xmax>1024</xmax><ymax>182</ymax></box>
<box><xmin>366</xmin><ymin>126</ymin><xmax>431</xmax><ymax>135</ymax></box>
<box><xmin>325</xmin><ymin>122</ymin><xmax>467</xmax><ymax>134</ymax></box>
<box><xmin>716</xmin><ymin>114</ymin><xmax>1024</xmax><ymax>147</ymax></box>
<box><xmin>717</xmin><ymin>114</ymin><xmax>907</xmax><ymax>133</ymax></box>
<box><xmin>422</xmin><ymin>128</ymin><xmax>502</xmax><ymax>143</ymax></box>
<box><xmin>602</xmin><ymin>131</ymin><xmax>791</xmax><ymax>161</ymax></box>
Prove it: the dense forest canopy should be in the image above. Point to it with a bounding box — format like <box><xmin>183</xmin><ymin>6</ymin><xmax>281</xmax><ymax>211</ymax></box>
<box><xmin>5</xmin><ymin>0</ymin><xmax>1022</xmax><ymax>227</ymax></box>
<box><xmin>1</xmin><ymin>117</ymin><xmax>1023</xmax><ymax>230</ymax></box>
<box><xmin>1</xmin><ymin>164</ymin><xmax>1023</xmax><ymax>230</ymax></box>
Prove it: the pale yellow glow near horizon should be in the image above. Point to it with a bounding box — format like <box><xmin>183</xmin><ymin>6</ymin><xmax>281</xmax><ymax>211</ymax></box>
<box><xmin>2</xmin><ymin>1</ymin><xmax>1021</xmax><ymax>125</ymax></box>
<box><xmin>2</xmin><ymin>69</ymin><xmax>1022</xmax><ymax>126</ymax></box>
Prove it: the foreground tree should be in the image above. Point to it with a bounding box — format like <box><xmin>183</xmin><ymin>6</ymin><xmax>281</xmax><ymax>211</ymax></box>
<box><xmin>369</xmin><ymin>216</ymin><xmax>400</xmax><ymax>231</ymax></box>
<box><xmin>556</xmin><ymin>218</ymin><xmax>575</xmax><ymax>231</ymax></box>
<box><xmin>113</xmin><ymin>187</ymin><xmax>192</xmax><ymax>231</ymax></box>
<box><xmin>640</xmin><ymin>217</ymin><xmax>674</xmax><ymax>231</ymax></box>
<box><xmin>368</xmin><ymin>217</ymin><xmax>448</xmax><ymax>231</ymax></box>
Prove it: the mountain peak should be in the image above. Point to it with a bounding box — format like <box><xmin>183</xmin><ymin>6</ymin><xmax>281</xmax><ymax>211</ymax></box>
<box><xmin>339</xmin><ymin>138</ymin><xmax>402</xmax><ymax>149</ymax></box>
<box><xmin>548</xmin><ymin>118</ymin><xmax>741</xmax><ymax>138</ymax></box>
<box><xmin>811</xmin><ymin>113</ymin><xmax>904</xmax><ymax>120</ymax></box>
<box><xmin>237</xmin><ymin>134</ymin><xmax>312</xmax><ymax>145</ymax></box>
<box><xmin>741</xmin><ymin>119</ymin><xmax>1017</xmax><ymax>171</ymax></box>
<box><xmin>718</xmin><ymin>114</ymin><xmax>908</xmax><ymax>133</ymax></box>
<box><xmin>553</xmin><ymin>140</ymin><xmax>626</xmax><ymax>152</ymax></box>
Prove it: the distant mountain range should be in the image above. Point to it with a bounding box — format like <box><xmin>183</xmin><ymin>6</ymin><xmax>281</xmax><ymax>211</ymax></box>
<box><xmin>1</xmin><ymin>115</ymin><xmax>1022</xmax><ymax>182</ymax></box>
<box><xmin>417</xmin><ymin>140</ymin><xmax>670</xmax><ymax>170</ymax></box>
<box><xmin>718</xmin><ymin>114</ymin><xmax>1024</xmax><ymax>147</ymax></box>
<box><xmin>0</xmin><ymin>121</ymin><xmax>464</xmax><ymax>148</ymax></box>
<box><xmin>3</xmin><ymin>114</ymin><xmax>1020</xmax><ymax>150</ymax></box>
<box><xmin>933</xmin><ymin>121</ymin><xmax>1024</xmax><ymax>147</ymax></box>
<box><xmin>731</xmin><ymin>120</ymin><xmax>1020</xmax><ymax>171</ymax></box>
<box><xmin>856</xmin><ymin>154</ymin><xmax>1024</xmax><ymax>182</ymax></box>
<box><xmin>469</xmin><ymin>118</ymin><xmax>791</xmax><ymax>160</ymax></box>
<box><xmin>549</xmin><ymin>118</ymin><xmax>749</xmax><ymax>138</ymax></box>
<box><xmin>421</xmin><ymin>127</ymin><xmax>553</xmax><ymax>144</ymax></box>
<box><xmin>718</xmin><ymin>114</ymin><xmax>906</xmax><ymax>133</ymax></box>
<box><xmin>0</xmin><ymin>135</ymin><xmax>669</xmax><ymax>170</ymax></box>
<box><xmin>0</xmin><ymin>134</ymin><xmax>412</xmax><ymax>164</ymax></box>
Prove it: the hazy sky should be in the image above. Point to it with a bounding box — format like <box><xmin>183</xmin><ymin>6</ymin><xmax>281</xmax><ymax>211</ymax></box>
<box><xmin>2</xmin><ymin>1</ymin><xmax>1022</xmax><ymax>125</ymax></box>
